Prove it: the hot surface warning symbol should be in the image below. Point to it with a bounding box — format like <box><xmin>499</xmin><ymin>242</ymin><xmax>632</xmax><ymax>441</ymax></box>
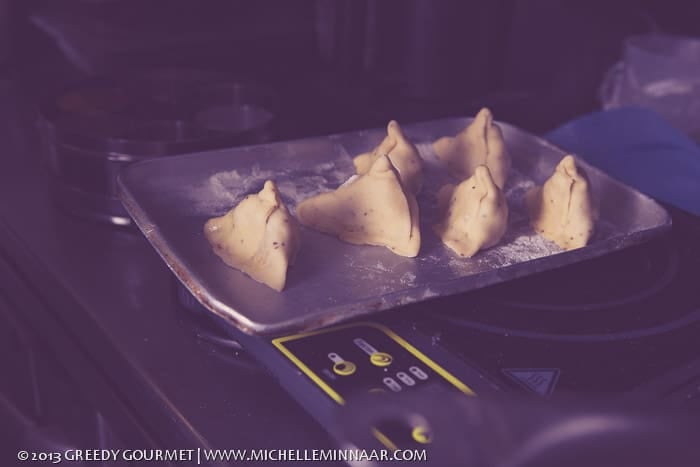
<box><xmin>502</xmin><ymin>368</ymin><xmax>560</xmax><ymax>397</ymax></box>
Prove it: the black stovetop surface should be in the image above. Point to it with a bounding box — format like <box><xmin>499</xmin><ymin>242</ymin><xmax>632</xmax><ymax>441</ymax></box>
<box><xmin>411</xmin><ymin>210</ymin><xmax>700</xmax><ymax>398</ymax></box>
<box><xmin>410</xmin><ymin>213</ymin><xmax>700</xmax><ymax>398</ymax></box>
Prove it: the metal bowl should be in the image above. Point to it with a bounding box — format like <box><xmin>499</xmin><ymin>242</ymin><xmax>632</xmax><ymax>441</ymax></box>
<box><xmin>38</xmin><ymin>71</ymin><xmax>278</xmax><ymax>226</ymax></box>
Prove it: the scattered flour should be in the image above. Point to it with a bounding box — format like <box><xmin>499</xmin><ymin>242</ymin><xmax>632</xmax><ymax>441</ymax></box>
<box><xmin>400</xmin><ymin>271</ymin><xmax>417</xmax><ymax>286</ymax></box>
<box><xmin>189</xmin><ymin>160</ymin><xmax>350</xmax><ymax>215</ymax></box>
<box><xmin>184</xmin><ymin>130</ymin><xmax>615</xmax><ymax>307</ymax></box>
<box><xmin>191</xmin><ymin>166</ymin><xmax>273</xmax><ymax>214</ymax></box>
<box><xmin>504</xmin><ymin>169</ymin><xmax>537</xmax><ymax>212</ymax></box>
<box><xmin>373</xmin><ymin>262</ymin><xmax>391</xmax><ymax>272</ymax></box>
<box><xmin>489</xmin><ymin>233</ymin><xmax>560</xmax><ymax>267</ymax></box>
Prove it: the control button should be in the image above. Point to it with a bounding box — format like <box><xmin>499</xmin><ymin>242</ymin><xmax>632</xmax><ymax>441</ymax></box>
<box><xmin>332</xmin><ymin>361</ymin><xmax>357</xmax><ymax>376</ymax></box>
<box><xmin>368</xmin><ymin>387</ymin><xmax>386</xmax><ymax>394</ymax></box>
<box><xmin>396</xmin><ymin>372</ymin><xmax>415</xmax><ymax>386</ymax></box>
<box><xmin>383</xmin><ymin>377</ymin><xmax>402</xmax><ymax>392</ymax></box>
<box><xmin>409</xmin><ymin>366</ymin><xmax>428</xmax><ymax>380</ymax></box>
<box><xmin>371</xmin><ymin>352</ymin><xmax>393</xmax><ymax>367</ymax></box>
<box><xmin>411</xmin><ymin>426</ymin><xmax>432</xmax><ymax>444</ymax></box>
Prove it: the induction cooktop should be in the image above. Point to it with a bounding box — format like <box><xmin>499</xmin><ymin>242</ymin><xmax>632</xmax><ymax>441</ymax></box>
<box><xmin>177</xmin><ymin>205</ymin><xmax>700</xmax><ymax>456</ymax></box>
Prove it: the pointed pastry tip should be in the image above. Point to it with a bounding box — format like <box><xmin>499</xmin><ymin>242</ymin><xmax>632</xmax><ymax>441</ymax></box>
<box><xmin>559</xmin><ymin>155</ymin><xmax>578</xmax><ymax>175</ymax></box>
<box><xmin>475</xmin><ymin>107</ymin><xmax>493</xmax><ymax>123</ymax></box>
<box><xmin>259</xmin><ymin>180</ymin><xmax>280</xmax><ymax>204</ymax></box>
<box><xmin>386</xmin><ymin>120</ymin><xmax>403</xmax><ymax>137</ymax></box>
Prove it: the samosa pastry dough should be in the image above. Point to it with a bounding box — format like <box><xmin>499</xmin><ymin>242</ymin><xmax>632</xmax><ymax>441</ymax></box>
<box><xmin>353</xmin><ymin>120</ymin><xmax>423</xmax><ymax>194</ymax></box>
<box><xmin>204</xmin><ymin>180</ymin><xmax>300</xmax><ymax>292</ymax></box>
<box><xmin>434</xmin><ymin>165</ymin><xmax>508</xmax><ymax>258</ymax></box>
<box><xmin>432</xmin><ymin>108</ymin><xmax>511</xmax><ymax>188</ymax></box>
<box><xmin>526</xmin><ymin>155</ymin><xmax>597</xmax><ymax>250</ymax></box>
<box><xmin>297</xmin><ymin>155</ymin><xmax>420</xmax><ymax>257</ymax></box>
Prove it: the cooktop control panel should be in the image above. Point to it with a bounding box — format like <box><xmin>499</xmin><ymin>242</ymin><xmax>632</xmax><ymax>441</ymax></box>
<box><xmin>272</xmin><ymin>322</ymin><xmax>476</xmax><ymax>449</ymax></box>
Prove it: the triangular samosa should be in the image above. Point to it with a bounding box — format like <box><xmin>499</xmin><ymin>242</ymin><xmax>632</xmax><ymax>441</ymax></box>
<box><xmin>297</xmin><ymin>155</ymin><xmax>420</xmax><ymax>257</ymax></box>
<box><xmin>526</xmin><ymin>155</ymin><xmax>597</xmax><ymax>250</ymax></box>
<box><xmin>434</xmin><ymin>165</ymin><xmax>509</xmax><ymax>258</ymax></box>
<box><xmin>353</xmin><ymin>120</ymin><xmax>423</xmax><ymax>194</ymax></box>
<box><xmin>204</xmin><ymin>180</ymin><xmax>301</xmax><ymax>291</ymax></box>
<box><xmin>433</xmin><ymin>108</ymin><xmax>511</xmax><ymax>188</ymax></box>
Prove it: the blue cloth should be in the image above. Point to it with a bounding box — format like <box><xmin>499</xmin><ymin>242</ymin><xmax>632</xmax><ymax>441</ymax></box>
<box><xmin>545</xmin><ymin>107</ymin><xmax>700</xmax><ymax>216</ymax></box>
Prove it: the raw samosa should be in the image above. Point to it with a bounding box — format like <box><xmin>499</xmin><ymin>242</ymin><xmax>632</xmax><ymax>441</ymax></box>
<box><xmin>353</xmin><ymin>120</ymin><xmax>423</xmax><ymax>194</ymax></box>
<box><xmin>526</xmin><ymin>155</ymin><xmax>596</xmax><ymax>250</ymax></box>
<box><xmin>434</xmin><ymin>165</ymin><xmax>508</xmax><ymax>258</ymax></box>
<box><xmin>298</xmin><ymin>155</ymin><xmax>420</xmax><ymax>257</ymax></box>
<box><xmin>204</xmin><ymin>180</ymin><xmax>301</xmax><ymax>291</ymax></box>
<box><xmin>433</xmin><ymin>108</ymin><xmax>511</xmax><ymax>188</ymax></box>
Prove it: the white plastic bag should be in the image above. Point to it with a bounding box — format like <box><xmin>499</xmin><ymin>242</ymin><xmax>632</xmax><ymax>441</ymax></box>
<box><xmin>601</xmin><ymin>34</ymin><xmax>700</xmax><ymax>139</ymax></box>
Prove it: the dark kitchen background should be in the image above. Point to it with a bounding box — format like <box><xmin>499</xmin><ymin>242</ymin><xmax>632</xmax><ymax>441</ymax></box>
<box><xmin>2</xmin><ymin>1</ymin><xmax>700</xmax><ymax>466</ymax></box>
<box><xmin>5</xmin><ymin>0</ymin><xmax>699</xmax><ymax>134</ymax></box>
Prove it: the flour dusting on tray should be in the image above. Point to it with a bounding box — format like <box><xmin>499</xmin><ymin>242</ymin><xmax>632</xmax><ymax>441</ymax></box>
<box><xmin>116</xmin><ymin>117</ymin><xmax>671</xmax><ymax>335</ymax></box>
<box><xmin>189</xmin><ymin>160</ymin><xmax>352</xmax><ymax>215</ymax></box>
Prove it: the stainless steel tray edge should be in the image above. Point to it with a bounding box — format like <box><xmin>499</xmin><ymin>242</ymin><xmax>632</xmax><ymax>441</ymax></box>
<box><xmin>117</xmin><ymin>117</ymin><xmax>672</xmax><ymax>336</ymax></box>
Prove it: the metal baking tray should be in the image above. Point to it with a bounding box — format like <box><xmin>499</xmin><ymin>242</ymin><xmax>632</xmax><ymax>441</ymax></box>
<box><xmin>118</xmin><ymin>117</ymin><xmax>671</xmax><ymax>335</ymax></box>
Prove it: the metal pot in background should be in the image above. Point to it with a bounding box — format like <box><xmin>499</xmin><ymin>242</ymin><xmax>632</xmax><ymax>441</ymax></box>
<box><xmin>38</xmin><ymin>69</ymin><xmax>277</xmax><ymax>226</ymax></box>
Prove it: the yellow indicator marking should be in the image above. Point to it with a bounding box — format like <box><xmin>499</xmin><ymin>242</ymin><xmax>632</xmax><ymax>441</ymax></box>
<box><xmin>370</xmin><ymin>351</ymin><xmax>393</xmax><ymax>367</ymax></box>
<box><xmin>333</xmin><ymin>361</ymin><xmax>357</xmax><ymax>376</ymax></box>
<box><xmin>272</xmin><ymin>322</ymin><xmax>476</xmax><ymax>451</ymax></box>
<box><xmin>372</xmin><ymin>428</ymin><xmax>398</xmax><ymax>451</ymax></box>
<box><xmin>272</xmin><ymin>338</ymin><xmax>344</xmax><ymax>404</ymax></box>
<box><xmin>271</xmin><ymin>321</ymin><xmax>476</xmax><ymax>403</ymax></box>
<box><xmin>367</xmin><ymin>322</ymin><xmax>475</xmax><ymax>396</ymax></box>
<box><xmin>411</xmin><ymin>425</ymin><xmax>432</xmax><ymax>444</ymax></box>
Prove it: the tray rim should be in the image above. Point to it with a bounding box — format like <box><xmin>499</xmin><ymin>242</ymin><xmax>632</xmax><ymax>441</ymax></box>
<box><xmin>117</xmin><ymin>117</ymin><xmax>672</xmax><ymax>336</ymax></box>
